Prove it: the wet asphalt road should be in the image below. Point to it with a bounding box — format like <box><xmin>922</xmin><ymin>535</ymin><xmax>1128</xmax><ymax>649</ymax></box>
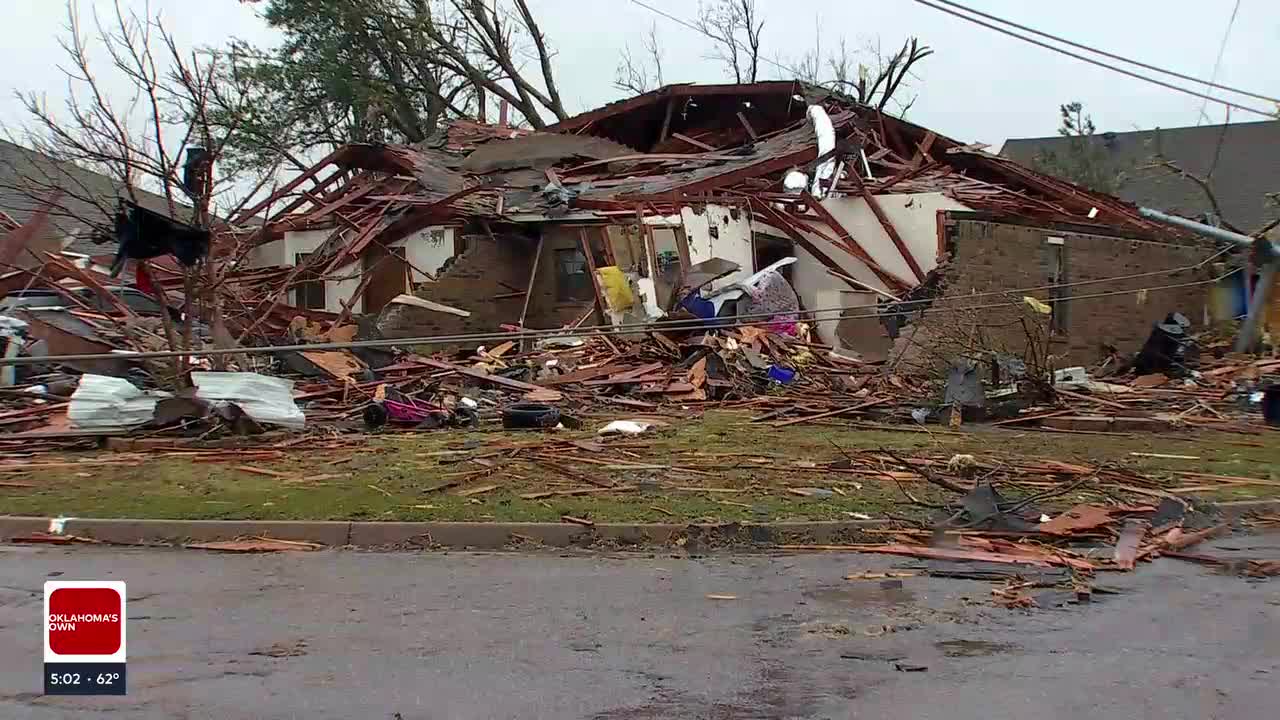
<box><xmin>1</xmin><ymin>534</ymin><xmax>1279</xmax><ymax>720</ymax></box>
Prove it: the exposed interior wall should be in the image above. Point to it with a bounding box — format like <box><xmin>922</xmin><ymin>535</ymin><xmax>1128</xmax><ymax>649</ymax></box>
<box><xmin>252</xmin><ymin>226</ymin><xmax>458</xmax><ymax>316</ymax></box>
<box><xmin>377</xmin><ymin>231</ymin><xmax>536</xmax><ymax>340</ymax></box>
<box><xmin>322</xmin><ymin>261</ymin><xmax>364</xmax><ymax>315</ymax></box>
<box><xmin>757</xmin><ymin>222</ymin><xmax>891</xmax><ymax>354</ymax></box>
<box><xmin>603</xmin><ymin>224</ymin><xmax>664</xmax><ymax>321</ymax></box>
<box><xmin>679</xmin><ymin>203</ymin><xmax>754</xmax><ymax>291</ymax></box>
<box><xmin>259</xmin><ymin>229</ymin><xmax>356</xmax><ymax>315</ymax></box>
<box><xmin>522</xmin><ymin>226</ymin><xmax>598</xmax><ymax>329</ymax></box>
<box><xmin>390</xmin><ymin>226</ymin><xmax>457</xmax><ymax>282</ymax></box>
<box><xmin>763</xmin><ymin>193</ymin><xmax>971</xmax><ymax>354</ymax></box>
<box><xmin>818</xmin><ymin>192</ymin><xmax>969</xmax><ymax>285</ymax></box>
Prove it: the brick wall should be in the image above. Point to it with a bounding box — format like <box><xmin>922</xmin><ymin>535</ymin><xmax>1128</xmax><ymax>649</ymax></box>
<box><xmin>904</xmin><ymin>216</ymin><xmax>1214</xmax><ymax>365</ymax></box>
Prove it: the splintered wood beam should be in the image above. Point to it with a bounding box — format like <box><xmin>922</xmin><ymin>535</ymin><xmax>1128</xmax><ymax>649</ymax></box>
<box><xmin>257</xmin><ymin>167</ymin><xmax>348</xmax><ymax>224</ymax></box>
<box><xmin>517</xmin><ymin>235</ymin><xmax>544</xmax><ymax>351</ymax></box>
<box><xmin>800</xmin><ymin>192</ymin><xmax>913</xmax><ymax>292</ymax></box>
<box><xmin>664</xmin><ymin>146</ymin><xmax>816</xmax><ymax>196</ymax></box>
<box><xmin>749</xmin><ymin>200</ymin><xmax>877</xmax><ymax>296</ymax></box>
<box><xmin>736</xmin><ymin>111</ymin><xmax>759</xmax><ymax>140</ymax></box>
<box><xmin>779</xmin><ymin>208</ymin><xmax>911</xmax><ymax>295</ymax></box>
<box><xmin>848</xmin><ymin>175</ymin><xmax>927</xmax><ymax>283</ymax></box>
<box><xmin>671</xmin><ymin>133</ymin><xmax>717</xmax><ymax>152</ymax></box>
<box><xmin>300</xmin><ymin>179</ymin><xmax>382</xmax><ymax>223</ymax></box>
<box><xmin>577</xmin><ymin>227</ymin><xmax>608</xmax><ymax>325</ymax></box>
<box><xmin>913</xmin><ymin>131</ymin><xmax>937</xmax><ymax>168</ymax></box>
<box><xmin>233</xmin><ymin>146</ymin><xmax>347</xmax><ymax>224</ymax></box>
<box><xmin>654</xmin><ymin>97</ymin><xmax>676</xmax><ymax>151</ymax></box>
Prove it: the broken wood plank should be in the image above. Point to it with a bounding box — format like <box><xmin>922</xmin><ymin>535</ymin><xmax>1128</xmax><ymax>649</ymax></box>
<box><xmin>516</xmin><ymin>235</ymin><xmax>543</xmax><ymax>350</ymax></box>
<box><xmin>671</xmin><ymin>132</ymin><xmax>717</xmax><ymax>151</ymax></box>
<box><xmin>187</xmin><ymin>537</ymin><xmax>324</xmax><ymax>553</ymax></box>
<box><xmin>1038</xmin><ymin>504</ymin><xmax>1123</xmax><ymax>535</ymax></box>
<box><xmin>847</xmin><ymin>176</ymin><xmax>926</xmax><ymax>283</ymax></box>
<box><xmin>1159</xmin><ymin>523</ymin><xmax>1228</xmax><ymax>551</ymax></box>
<box><xmin>539</xmin><ymin>363</ymin><xmax>632</xmax><ymax>386</ymax></box>
<box><xmin>1113</xmin><ymin>519</ymin><xmax>1149</xmax><ymax>570</ymax></box>
<box><xmin>1055</xmin><ymin>388</ymin><xmax>1133</xmax><ymax>411</ymax></box>
<box><xmin>233</xmin><ymin>466</ymin><xmax>292</xmax><ymax>478</ymax></box>
<box><xmin>582</xmin><ymin>362</ymin><xmax>665</xmax><ymax>385</ymax></box>
<box><xmin>770</xmin><ymin>398</ymin><xmax>889</xmax><ymax>427</ymax></box>
<box><xmin>780</xmin><ymin>543</ymin><xmax>1066</xmax><ymax>568</ymax></box>
<box><xmin>991</xmin><ymin>409</ymin><xmax>1074</xmax><ymax>426</ymax></box>
<box><xmin>417</xmin><ymin>358</ymin><xmax>563</xmax><ymax>400</ymax></box>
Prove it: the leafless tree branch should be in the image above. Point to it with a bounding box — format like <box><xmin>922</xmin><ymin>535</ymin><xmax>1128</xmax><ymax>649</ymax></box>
<box><xmin>614</xmin><ymin>22</ymin><xmax>665</xmax><ymax>95</ymax></box>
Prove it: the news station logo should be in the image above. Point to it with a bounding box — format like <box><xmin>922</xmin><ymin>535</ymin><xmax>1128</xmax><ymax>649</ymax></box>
<box><xmin>43</xmin><ymin>581</ymin><xmax>127</xmax><ymax>696</ymax></box>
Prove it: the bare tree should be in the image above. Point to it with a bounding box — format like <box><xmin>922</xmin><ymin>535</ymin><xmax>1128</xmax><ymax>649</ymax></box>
<box><xmin>614</xmin><ymin>22</ymin><xmax>665</xmax><ymax>95</ymax></box>
<box><xmin>2</xmin><ymin>0</ymin><xmax>281</xmax><ymax>374</ymax></box>
<box><xmin>1144</xmin><ymin>118</ymin><xmax>1252</xmax><ymax>234</ymax></box>
<box><xmin>787</xmin><ymin>35</ymin><xmax>932</xmax><ymax>114</ymax></box>
<box><xmin>696</xmin><ymin>0</ymin><xmax>764</xmax><ymax>84</ymax></box>
<box><xmin>3</xmin><ymin>1</ymin><xmax>275</xmax><ymax>234</ymax></box>
<box><xmin>423</xmin><ymin>0</ymin><xmax>569</xmax><ymax>127</ymax></box>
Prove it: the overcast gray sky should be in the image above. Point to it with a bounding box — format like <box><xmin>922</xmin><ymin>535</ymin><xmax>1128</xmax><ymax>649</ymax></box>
<box><xmin>2</xmin><ymin>0</ymin><xmax>1276</xmax><ymax>149</ymax></box>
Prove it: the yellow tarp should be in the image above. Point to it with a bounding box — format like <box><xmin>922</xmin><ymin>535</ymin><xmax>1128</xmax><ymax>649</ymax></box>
<box><xmin>1022</xmin><ymin>296</ymin><xmax>1052</xmax><ymax>315</ymax></box>
<box><xmin>596</xmin><ymin>266</ymin><xmax>634</xmax><ymax>312</ymax></box>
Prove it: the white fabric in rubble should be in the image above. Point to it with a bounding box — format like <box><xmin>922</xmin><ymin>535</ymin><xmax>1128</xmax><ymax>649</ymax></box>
<box><xmin>706</xmin><ymin>257</ymin><xmax>798</xmax><ymax>315</ymax></box>
<box><xmin>738</xmin><ymin>270</ymin><xmax>800</xmax><ymax>322</ymax></box>
<box><xmin>192</xmin><ymin>372</ymin><xmax>306</xmax><ymax>429</ymax></box>
<box><xmin>783</xmin><ymin>170</ymin><xmax>809</xmax><ymax>194</ymax></box>
<box><xmin>0</xmin><ymin>315</ymin><xmax>28</xmax><ymax>337</ymax></box>
<box><xmin>68</xmin><ymin>375</ymin><xmax>171</xmax><ymax>429</ymax></box>
<box><xmin>807</xmin><ymin>106</ymin><xmax>837</xmax><ymax>198</ymax></box>
<box><xmin>598</xmin><ymin>420</ymin><xmax>653</xmax><ymax>436</ymax></box>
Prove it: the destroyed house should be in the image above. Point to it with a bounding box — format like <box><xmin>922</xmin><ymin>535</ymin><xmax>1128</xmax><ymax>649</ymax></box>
<box><xmin>241</xmin><ymin>81</ymin><xmax>1217</xmax><ymax>362</ymax></box>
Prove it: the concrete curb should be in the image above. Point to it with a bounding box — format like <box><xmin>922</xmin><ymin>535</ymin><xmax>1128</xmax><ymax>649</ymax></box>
<box><xmin>1212</xmin><ymin>499</ymin><xmax>1280</xmax><ymax>520</ymax></box>
<box><xmin>7</xmin><ymin>500</ymin><xmax>1271</xmax><ymax>551</ymax></box>
<box><xmin>0</xmin><ymin>516</ymin><xmax>892</xmax><ymax>550</ymax></box>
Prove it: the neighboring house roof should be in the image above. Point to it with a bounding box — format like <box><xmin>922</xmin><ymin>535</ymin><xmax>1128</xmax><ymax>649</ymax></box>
<box><xmin>1000</xmin><ymin>120</ymin><xmax>1280</xmax><ymax>232</ymax></box>
<box><xmin>0</xmin><ymin>139</ymin><xmax>181</xmax><ymax>255</ymax></box>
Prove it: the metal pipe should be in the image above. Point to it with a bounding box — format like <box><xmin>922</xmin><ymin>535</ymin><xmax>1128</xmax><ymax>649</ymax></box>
<box><xmin>1236</xmin><ymin>263</ymin><xmax>1277</xmax><ymax>353</ymax></box>
<box><xmin>1138</xmin><ymin>207</ymin><xmax>1255</xmax><ymax>247</ymax></box>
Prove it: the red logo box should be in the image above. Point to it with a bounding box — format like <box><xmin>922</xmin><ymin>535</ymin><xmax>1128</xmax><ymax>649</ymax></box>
<box><xmin>47</xmin><ymin>587</ymin><xmax>123</xmax><ymax>656</ymax></box>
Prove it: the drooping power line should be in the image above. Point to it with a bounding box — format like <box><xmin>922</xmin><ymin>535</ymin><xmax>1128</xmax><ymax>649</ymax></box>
<box><xmin>909</xmin><ymin>0</ymin><xmax>1277</xmax><ymax>118</ymax></box>
<box><xmin>1197</xmin><ymin>0</ymin><xmax>1244</xmax><ymax>125</ymax></box>
<box><xmin>926</xmin><ymin>0</ymin><xmax>1275</xmax><ymax>107</ymax></box>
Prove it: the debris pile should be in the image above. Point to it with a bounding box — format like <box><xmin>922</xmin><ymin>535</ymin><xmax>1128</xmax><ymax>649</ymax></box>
<box><xmin>796</xmin><ymin>452</ymin><xmax>1278</xmax><ymax>607</ymax></box>
<box><xmin>0</xmin><ymin>307</ymin><xmax>1276</xmax><ymax>453</ymax></box>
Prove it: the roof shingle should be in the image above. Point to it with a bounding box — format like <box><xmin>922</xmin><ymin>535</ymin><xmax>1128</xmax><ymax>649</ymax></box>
<box><xmin>1001</xmin><ymin>120</ymin><xmax>1280</xmax><ymax>232</ymax></box>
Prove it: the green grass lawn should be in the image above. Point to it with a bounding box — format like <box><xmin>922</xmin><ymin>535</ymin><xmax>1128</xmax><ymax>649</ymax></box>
<box><xmin>1</xmin><ymin>411</ymin><xmax>1276</xmax><ymax>523</ymax></box>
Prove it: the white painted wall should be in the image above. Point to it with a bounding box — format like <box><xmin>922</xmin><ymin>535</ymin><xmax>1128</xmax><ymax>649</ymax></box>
<box><xmin>679</xmin><ymin>204</ymin><xmax>754</xmax><ymax>292</ymax></box>
<box><xmin>817</xmin><ymin>192</ymin><xmax>969</xmax><ymax>285</ymax></box>
<box><xmin>390</xmin><ymin>226</ymin><xmax>456</xmax><ymax>281</ymax></box>
<box><xmin>248</xmin><ymin>226</ymin><xmax>457</xmax><ymax>315</ymax></box>
<box><xmin>769</xmin><ymin>193</ymin><xmax>971</xmax><ymax>353</ymax></box>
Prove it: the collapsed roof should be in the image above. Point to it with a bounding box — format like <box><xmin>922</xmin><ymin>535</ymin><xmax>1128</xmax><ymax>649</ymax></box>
<box><xmin>250</xmin><ymin>81</ymin><xmax>1183</xmax><ymax>244</ymax></box>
